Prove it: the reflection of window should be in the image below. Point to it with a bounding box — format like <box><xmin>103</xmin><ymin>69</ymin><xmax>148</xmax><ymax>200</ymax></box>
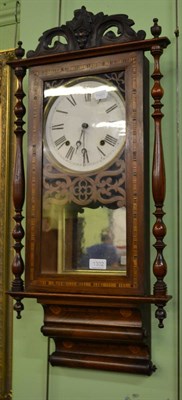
<box><xmin>111</xmin><ymin>208</ymin><xmax>126</xmax><ymax>248</ymax></box>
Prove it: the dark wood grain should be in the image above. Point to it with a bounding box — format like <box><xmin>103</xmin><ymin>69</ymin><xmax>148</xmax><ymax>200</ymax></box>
<box><xmin>151</xmin><ymin>29</ymin><xmax>168</xmax><ymax>327</ymax></box>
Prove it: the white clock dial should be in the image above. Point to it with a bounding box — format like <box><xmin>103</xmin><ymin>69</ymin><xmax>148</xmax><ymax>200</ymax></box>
<box><xmin>44</xmin><ymin>76</ymin><xmax>126</xmax><ymax>173</ymax></box>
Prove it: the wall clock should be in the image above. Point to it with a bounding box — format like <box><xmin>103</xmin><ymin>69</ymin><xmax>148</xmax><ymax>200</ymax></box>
<box><xmin>8</xmin><ymin>7</ymin><xmax>171</xmax><ymax>375</ymax></box>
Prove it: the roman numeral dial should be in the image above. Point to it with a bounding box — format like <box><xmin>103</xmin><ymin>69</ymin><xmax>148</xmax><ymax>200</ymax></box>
<box><xmin>104</xmin><ymin>134</ymin><xmax>118</xmax><ymax>146</ymax></box>
<box><xmin>44</xmin><ymin>77</ymin><xmax>126</xmax><ymax>173</ymax></box>
<box><xmin>65</xmin><ymin>146</ymin><xmax>75</xmax><ymax>160</ymax></box>
<box><xmin>52</xmin><ymin>123</ymin><xmax>64</xmax><ymax>130</ymax></box>
<box><xmin>105</xmin><ymin>104</ymin><xmax>118</xmax><ymax>113</ymax></box>
<box><xmin>66</xmin><ymin>95</ymin><xmax>77</xmax><ymax>107</ymax></box>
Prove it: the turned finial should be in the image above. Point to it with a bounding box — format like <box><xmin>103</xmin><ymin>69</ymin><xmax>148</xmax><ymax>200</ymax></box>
<box><xmin>15</xmin><ymin>41</ymin><xmax>25</xmax><ymax>59</ymax></box>
<box><xmin>151</xmin><ymin>18</ymin><xmax>162</xmax><ymax>38</ymax></box>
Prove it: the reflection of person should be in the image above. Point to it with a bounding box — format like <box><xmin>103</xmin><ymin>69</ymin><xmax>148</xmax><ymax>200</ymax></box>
<box><xmin>81</xmin><ymin>229</ymin><xmax>119</xmax><ymax>269</ymax></box>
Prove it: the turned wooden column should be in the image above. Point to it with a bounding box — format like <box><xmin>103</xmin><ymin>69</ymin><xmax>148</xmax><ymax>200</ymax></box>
<box><xmin>11</xmin><ymin>42</ymin><xmax>26</xmax><ymax>318</ymax></box>
<box><xmin>151</xmin><ymin>19</ymin><xmax>168</xmax><ymax>327</ymax></box>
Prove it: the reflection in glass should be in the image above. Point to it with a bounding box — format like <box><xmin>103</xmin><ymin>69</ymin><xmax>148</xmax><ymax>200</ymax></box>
<box><xmin>76</xmin><ymin>207</ymin><xmax>126</xmax><ymax>271</ymax></box>
<box><xmin>41</xmin><ymin>205</ymin><xmax>126</xmax><ymax>274</ymax></box>
<box><xmin>41</xmin><ymin>73</ymin><xmax>126</xmax><ymax>275</ymax></box>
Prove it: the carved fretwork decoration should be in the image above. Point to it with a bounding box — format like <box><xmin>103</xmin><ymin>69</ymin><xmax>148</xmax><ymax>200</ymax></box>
<box><xmin>43</xmin><ymin>156</ymin><xmax>125</xmax><ymax>208</ymax></box>
<box><xmin>27</xmin><ymin>6</ymin><xmax>146</xmax><ymax>57</ymax></box>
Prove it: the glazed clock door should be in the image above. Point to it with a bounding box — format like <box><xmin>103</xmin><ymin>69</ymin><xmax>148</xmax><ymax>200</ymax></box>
<box><xmin>25</xmin><ymin>50</ymin><xmax>149</xmax><ymax>296</ymax></box>
<box><xmin>42</xmin><ymin>75</ymin><xmax>126</xmax><ymax>275</ymax></box>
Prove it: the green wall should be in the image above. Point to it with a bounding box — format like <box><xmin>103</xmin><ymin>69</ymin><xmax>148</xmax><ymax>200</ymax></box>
<box><xmin>7</xmin><ymin>0</ymin><xmax>181</xmax><ymax>399</ymax></box>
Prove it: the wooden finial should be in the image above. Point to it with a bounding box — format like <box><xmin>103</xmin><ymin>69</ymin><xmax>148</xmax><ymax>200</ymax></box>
<box><xmin>151</xmin><ymin>18</ymin><xmax>162</xmax><ymax>38</ymax></box>
<box><xmin>15</xmin><ymin>41</ymin><xmax>25</xmax><ymax>59</ymax></box>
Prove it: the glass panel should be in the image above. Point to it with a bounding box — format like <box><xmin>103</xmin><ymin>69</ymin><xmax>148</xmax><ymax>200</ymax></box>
<box><xmin>41</xmin><ymin>74</ymin><xmax>126</xmax><ymax>275</ymax></box>
<box><xmin>41</xmin><ymin>205</ymin><xmax>126</xmax><ymax>274</ymax></box>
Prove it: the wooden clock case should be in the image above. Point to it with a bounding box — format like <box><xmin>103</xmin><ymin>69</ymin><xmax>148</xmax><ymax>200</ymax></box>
<box><xmin>8</xmin><ymin>7</ymin><xmax>171</xmax><ymax>375</ymax></box>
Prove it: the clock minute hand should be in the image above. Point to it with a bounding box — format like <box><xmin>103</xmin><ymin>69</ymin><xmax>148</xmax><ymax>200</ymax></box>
<box><xmin>76</xmin><ymin>128</ymin><xmax>84</xmax><ymax>152</ymax></box>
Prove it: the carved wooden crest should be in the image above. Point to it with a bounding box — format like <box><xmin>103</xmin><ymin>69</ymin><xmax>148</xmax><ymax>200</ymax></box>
<box><xmin>27</xmin><ymin>6</ymin><xmax>146</xmax><ymax>57</ymax></box>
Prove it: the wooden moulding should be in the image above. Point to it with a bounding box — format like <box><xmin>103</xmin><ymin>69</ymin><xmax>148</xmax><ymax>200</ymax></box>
<box><xmin>40</xmin><ymin>302</ymin><xmax>154</xmax><ymax>375</ymax></box>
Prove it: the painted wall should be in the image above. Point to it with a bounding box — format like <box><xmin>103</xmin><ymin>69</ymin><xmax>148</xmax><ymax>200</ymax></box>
<box><xmin>0</xmin><ymin>0</ymin><xmax>20</xmax><ymax>50</ymax></box>
<box><xmin>6</xmin><ymin>0</ymin><xmax>181</xmax><ymax>399</ymax></box>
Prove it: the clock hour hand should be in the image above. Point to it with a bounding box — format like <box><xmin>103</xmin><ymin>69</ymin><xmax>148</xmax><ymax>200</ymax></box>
<box><xmin>81</xmin><ymin>147</ymin><xmax>89</xmax><ymax>165</ymax></box>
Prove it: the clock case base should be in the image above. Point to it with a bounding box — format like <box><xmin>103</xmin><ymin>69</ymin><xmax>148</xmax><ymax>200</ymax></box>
<box><xmin>8</xmin><ymin>290</ymin><xmax>171</xmax><ymax>374</ymax></box>
<box><xmin>40</xmin><ymin>301</ymin><xmax>153</xmax><ymax>375</ymax></box>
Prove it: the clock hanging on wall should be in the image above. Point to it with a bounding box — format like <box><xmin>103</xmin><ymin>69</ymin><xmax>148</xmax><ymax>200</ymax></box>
<box><xmin>8</xmin><ymin>7</ymin><xmax>171</xmax><ymax>375</ymax></box>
